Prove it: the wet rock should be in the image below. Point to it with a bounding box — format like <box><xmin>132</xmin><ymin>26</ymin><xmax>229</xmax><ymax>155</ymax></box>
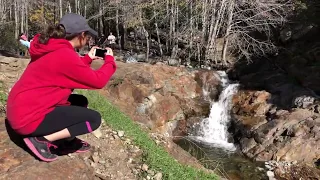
<box><xmin>240</xmin><ymin>138</ymin><xmax>257</xmax><ymax>153</ymax></box>
<box><xmin>194</xmin><ymin>70</ymin><xmax>221</xmax><ymax>101</ymax></box>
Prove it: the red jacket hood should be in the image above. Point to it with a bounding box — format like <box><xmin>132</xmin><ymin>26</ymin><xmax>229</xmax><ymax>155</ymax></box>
<box><xmin>29</xmin><ymin>34</ymin><xmax>74</xmax><ymax>61</ymax></box>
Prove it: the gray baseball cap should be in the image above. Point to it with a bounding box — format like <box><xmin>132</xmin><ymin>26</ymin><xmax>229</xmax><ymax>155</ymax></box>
<box><xmin>59</xmin><ymin>13</ymin><xmax>98</xmax><ymax>37</ymax></box>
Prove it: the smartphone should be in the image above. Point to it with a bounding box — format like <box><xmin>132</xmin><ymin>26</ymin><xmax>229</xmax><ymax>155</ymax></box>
<box><xmin>94</xmin><ymin>48</ymin><xmax>109</xmax><ymax>58</ymax></box>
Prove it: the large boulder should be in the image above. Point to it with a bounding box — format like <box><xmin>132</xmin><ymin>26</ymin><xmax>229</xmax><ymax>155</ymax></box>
<box><xmin>232</xmin><ymin>88</ymin><xmax>320</xmax><ymax>166</ymax></box>
<box><xmin>0</xmin><ymin>56</ymin><xmax>29</xmax><ymax>90</ymax></box>
<box><xmin>92</xmin><ymin>61</ymin><xmax>221</xmax><ymax>134</ymax></box>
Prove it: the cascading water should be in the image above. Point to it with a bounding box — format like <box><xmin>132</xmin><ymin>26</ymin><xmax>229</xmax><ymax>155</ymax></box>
<box><xmin>176</xmin><ymin>71</ymin><xmax>268</xmax><ymax>179</ymax></box>
<box><xmin>192</xmin><ymin>71</ymin><xmax>239</xmax><ymax>151</ymax></box>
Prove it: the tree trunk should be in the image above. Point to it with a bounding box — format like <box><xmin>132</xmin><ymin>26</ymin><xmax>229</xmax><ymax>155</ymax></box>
<box><xmin>67</xmin><ymin>1</ymin><xmax>71</xmax><ymax>13</ymax></box>
<box><xmin>14</xmin><ymin>0</ymin><xmax>18</xmax><ymax>39</ymax></box>
<box><xmin>201</xmin><ymin>0</ymin><xmax>208</xmax><ymax>61</ymax></box>
<box><xmin>188</xmin><ymin>0</ymin><xmax>193</xmax><ymax>64</ymax></box>
<box><xmin>206</xmin><ymin>0</ymin><xmax>217</xmax><ymax>61</ymax></box>
<box><xmin>10</xmin><ymin>2</ymin><xmax>13</xmax><ymax>20</ymax></box>
<box><xmin>74</xmin><ymin>0</ymin><xmax>78</xmax><ymax>14</ymax></box>
<box><xmin>98</xmin><ymin>0</ymin><xmax>103</xmax><ymax>35</ymax></box>
<box><xmin>53</xmin><ymin>0</ymin><xmax>56</xmax><ymax>23</ymax></box>
<box><xmin>20</xmin><ymin>0</ymin><xmax>24</xmax><ymax>33</ymax></box>
<box><xmin>169</xmin><ymin>0</ymin><xmax>173</xmax><ymax>49</ymax></box>
<box><xmin>222</xmin><ymin>1</ymin><xmax>234</xmax><ymax>66</ymax></box>
<box><xmin>42</xmin><ymin>0</ymin><xmax>46</xmax><ymax>26</ymax></box>
<box><xmin>165</xmin><ymin>0</ymin><xmax>169</xmax><ymax>52</ymax></box>
<box><xmin>139</xmin><ymin>11</ymin><xmax>149</xmax><ymax>63</ymax></box>
<box><xmin>0</xmin><ymin>0</ymin><xmax>5</xmax><ymax>22</ymax></box>
<box><xmin>84</xmin><ymin>0</ymin><xmax>86</xmax><ymax>18</ymax></box>
<box><xmin>59</xmin><ymin>0</ymin><xmax>63</xmax><ymax>18</ymax></box>
<box><xmin>208</xmin><ymin>0</ymin><xmax>227</xmax><ymax>64</ymax></box>
<box><xmin>25</xmin><ymin>0</ymin><xmax>28</xmax><ymax>38</ymax></box>
<box><xmin>116</xmin><ymin>0</ymin><xmax>121</xmax><ymax>50</ymax></box>
<box><xmin>152</xmin><ymin>0</ymin><xmax>163</xmax><ymax>56</ymax></box>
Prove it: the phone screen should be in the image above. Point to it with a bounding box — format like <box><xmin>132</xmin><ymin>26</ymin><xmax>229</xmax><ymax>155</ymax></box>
<box><xmin>95</xmin><ymin>49</ymin><xmax>108</xmax><ymax>58</ymax></box>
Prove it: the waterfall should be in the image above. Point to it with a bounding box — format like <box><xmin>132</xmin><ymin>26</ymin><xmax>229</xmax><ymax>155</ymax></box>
<box><xmin>192</xmin><ymin>71</ymin><xmax>239</xmax><ymax>151</ymax></box>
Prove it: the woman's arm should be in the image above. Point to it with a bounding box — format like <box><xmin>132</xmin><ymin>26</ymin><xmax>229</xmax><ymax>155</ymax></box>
<box><xmin>58</xmin><ymin>50</ymin><xmax>116</xmax><ymax>89</ymax></box>
<box><xmin>80</xmin><ymin>54</ymin><xmax>92</xmax><ymax>66</ymax></box>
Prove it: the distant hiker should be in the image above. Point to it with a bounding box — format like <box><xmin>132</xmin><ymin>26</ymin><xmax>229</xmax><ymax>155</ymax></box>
<box><xmin>107</xmin><ymin>32</ymin><xmax>116</xmax><ymax>49</ymax></box>
<box><xmin>18</xmin><ymin>33</ymin><xmax>30</xmax><ymax>56</ymax></box>
<box><xmin>107</xmin><ymin>32</ymin><xmax>116</xmax><ymax>44</ymax></box>
<box><xmin>19</xmin><ymin>33</ymin><xmax>31</xmax><ymax>49</ymax></box>
<box><xmin>6</xmin><ymin>13</ymin><xmax>117</xmax><ymax>162</ymax></box>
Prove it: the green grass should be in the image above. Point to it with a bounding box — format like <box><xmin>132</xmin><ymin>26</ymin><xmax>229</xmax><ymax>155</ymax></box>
<box><xmin>0</xmin><ymin>92</ymin><xmax>7</xmax><ymax>105</ymax></box>
<box><xmin>0</xmin><ymin>81</ymin><xmax>7</xmax><ymax>106</ymax></box>
<box><xmin>78</xmin><ymin>90</ymin><xmax>218</xmax><ymax>180</ymax></box>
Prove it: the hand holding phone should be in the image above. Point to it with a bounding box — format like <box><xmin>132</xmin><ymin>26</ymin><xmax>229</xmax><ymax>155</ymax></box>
<box><xmin>93</xmin><ymin>48</ymin><xmax>113</xmax><ymax>58</ymax></box>
<box><xmin>88</xmin><ymin>46</ymin><xmax>102</xmax><ymax>60</ymax></box>
<box><xmin>94</xmin><ymin>48</ymin><xmax>109</xmax><ymax>58</ymax></box>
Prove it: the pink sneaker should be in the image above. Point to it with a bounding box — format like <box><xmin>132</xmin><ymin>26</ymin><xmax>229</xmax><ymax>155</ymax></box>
<box><xmin>23</xmin><ymin>137</ymin><xmax>58</xmax><ymax>162</ymax></box>
<box><xmin>56</xmin><ymin>137</ymin><xmax>91</xmax><ymax>154</ymax></box>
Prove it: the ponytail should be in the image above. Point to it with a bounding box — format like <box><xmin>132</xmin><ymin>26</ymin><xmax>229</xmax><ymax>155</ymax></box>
<box><xmin>38</xmin><ymin>24</ymin><xmax>66</xmax><ymax>44</ymax></box>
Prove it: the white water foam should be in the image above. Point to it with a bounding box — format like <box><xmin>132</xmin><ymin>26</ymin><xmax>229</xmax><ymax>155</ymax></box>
<box><xmin>192</xmin><ymin>71</ymin><xmax>239</xmax><ymax>151</ymax></box>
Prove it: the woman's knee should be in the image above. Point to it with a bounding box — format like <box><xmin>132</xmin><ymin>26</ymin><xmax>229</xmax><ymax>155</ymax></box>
<box><xmin>89</xmin><ymin>110</ymin><xmax>102</xmax><ymax>131</ymax></box>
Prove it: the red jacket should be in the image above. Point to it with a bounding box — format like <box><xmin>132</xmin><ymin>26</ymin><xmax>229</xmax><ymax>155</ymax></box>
<box><xmin>6</xmin><ymin>34</ymin><xmax>116</xmax><ymax>135</ymax></box>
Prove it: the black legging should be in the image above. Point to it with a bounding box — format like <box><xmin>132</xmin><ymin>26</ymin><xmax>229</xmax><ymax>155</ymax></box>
<box><xmin>29</xmin><ymin>94</ymin><xmax>101</xmax><ymax>137</ymax></box>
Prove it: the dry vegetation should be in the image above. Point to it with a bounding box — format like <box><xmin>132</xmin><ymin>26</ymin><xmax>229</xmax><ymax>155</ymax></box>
<box><xmin>0</xmin><ymin>0</ymin><xmax>298</xmax><ymax>67</ymax></box>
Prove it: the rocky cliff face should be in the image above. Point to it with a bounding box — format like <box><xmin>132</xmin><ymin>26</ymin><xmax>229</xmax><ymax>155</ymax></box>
<box><xmin>229</xmin><ymin>27</ymin><xmax>320</xmax><ymax>167</ymax></box>
<box><xmin>232</xmin><ymin>90</ymin><xmax>320</xmax><ymax>164</ymax></box>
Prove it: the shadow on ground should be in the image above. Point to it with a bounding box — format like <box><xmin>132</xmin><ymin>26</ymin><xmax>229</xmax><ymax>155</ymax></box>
<box><xmin>0</xmin><ymin>50</ymin><xmax>22</xmax><ymax>58</ymax></box>
<box><xmin>4</xmin><ymin>118</ymin><xmax>41</xmax><ymax>160</ymax></box>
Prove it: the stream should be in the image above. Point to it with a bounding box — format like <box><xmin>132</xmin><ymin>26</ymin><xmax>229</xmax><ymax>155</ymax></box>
<box><xmin>176</xmin><ymin>71</ymin><xmax>268</xmax><ymax>180</ymax></box>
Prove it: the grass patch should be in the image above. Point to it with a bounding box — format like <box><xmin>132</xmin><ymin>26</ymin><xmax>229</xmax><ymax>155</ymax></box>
<box><xmin>0</xmin><ymin>92</ymin><xmax>7</xmax><ymax>105</ymax></box>
<box><xmin>0</xmin><ymin>81</ymin><xmax>7</xmax><ymax>115</ymax></box>
<box><xmin>0</xmin><ymin>81</ymin><xmax>7</xmax><ymax>105</ymax></box>
<box><xmin>78</xmin><ymin>90</ymin><xmax>218</xmax><ymax>180</ymax></box>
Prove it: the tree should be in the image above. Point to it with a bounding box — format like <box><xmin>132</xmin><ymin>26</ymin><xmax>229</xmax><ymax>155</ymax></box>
<box><xmin>0</xmin><ymin>0</ymin><xmax>297</xmax><ymax>66</ymax></box>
